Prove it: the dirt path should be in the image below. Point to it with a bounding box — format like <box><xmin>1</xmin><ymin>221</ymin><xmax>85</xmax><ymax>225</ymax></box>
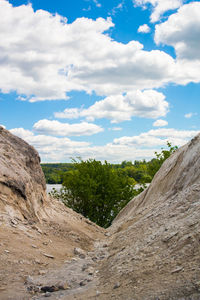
<box><xmin>0</xmin><ymin>212</ymin><xmax>105</xmax><ymax>300</ymax></box>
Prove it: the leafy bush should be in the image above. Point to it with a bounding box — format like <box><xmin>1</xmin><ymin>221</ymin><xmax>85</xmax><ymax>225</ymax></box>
<box><xmin>50</xmin><ymin>142</ymin><xmax>178</xmax><ymax>228</ymax></box>
<box><xmin>51</xmin><ymin>159</ymin><xmax>137</xmax><ymax>228</ymax></box>
<box><xmin>148</xmin><ymin>142</ymin><xmax>178</xmax><ymax>178</ymax></box>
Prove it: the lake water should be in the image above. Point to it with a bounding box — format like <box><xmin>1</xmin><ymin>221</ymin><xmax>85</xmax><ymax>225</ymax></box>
<box><xmin>46</xmin><ymin>184</ymin><xmax>62</xmax><ymax>193</ymax></box>
<box><xmin>46</xmin><ymin>183</ymin><xmax>150</xmax><ymax>194</ymax></box>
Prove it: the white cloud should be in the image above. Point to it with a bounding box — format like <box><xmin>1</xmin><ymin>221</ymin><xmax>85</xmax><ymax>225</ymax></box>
<box><xmin>33</xmin><ymin>119</ymin><xmax>103</xmax><ymax>136</ymax></box>
<box><xmin>10</xmin><ymin>128</ymin><xmax>34</xmax><ymax>139</ymax></box>
<box><xmin>9</xmin><ymin>127</ymin><xmax>199</xmax><ymax>163</ymax></box>
<box><xmin>155</xmin><ymin>2</ymin><xmax>200</xmax><ymax>86</ymax></box>
<box><xmin>153</xmin><ymin>119</ymin><xmax>168</xmax><ymax>127</ymax></box>
<box><xmin>138</xmin><ymin>24</ymin><xmax>151</xmax><ymax>33</ymax></box>
<box><xmin>10</xmin><ymin>128</ymin><xmax>91</xmax><ymax>162</ymax></box>
<box><xmin>113</xmin><ymin>128</ymin><xmax>199</xmax><ymax>147</ymax></box>
<box><xmin>110</xmin><ymin>2</ymin><xmax>124</xmax><ymax>16</ymax></box>
<box><xmin>134</xmin><ymin>0</ymin><xmax>183</xmax><ymax>22</ymax></box>
<box><xmin>184</xmin><ymin>112</ymin><xmax>197</xmax><ymax>119</ymax></box>
<box><xmin>55</xmin><ymin>90</ymin><xmax>169</xmax><ymax>123</ymax></box>
<box><xmin>8</xmin><ymin>127</ymin><xmax>156</xmax><ymax>162</ymax></box>
<box><xmin>0</xmin><ymin>0</ymin><xmax>178</xmax><ymax>102</ymax></box>
<box><xmin>155</xmin><ymin>2</ymin><xmax>200</xmax><ymax>60</ymax></box>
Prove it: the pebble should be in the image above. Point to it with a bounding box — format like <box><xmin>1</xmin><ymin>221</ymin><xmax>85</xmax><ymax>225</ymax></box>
<box><xmin>96</xmin><ymin>290</ymin><xmax>100</xmax><ymax>296</ymax></box>
<box><xmin>35</xmin><ymin>259</ymin><xmax>42</xmax><ymax>264</ymax></box>
<box><xmin>74</xmin><ymin>247</ymin><xmax>86</xmax><ymax>259</ymax></box>
<box><xmin>44</xmin><ymin>292</ymin><xmax>51</xmax><ymax>297</ymax></box>
<box><xmin>43</xmin><ymin>253</ymin><xmax>55</xmax><ymax>259</ymax></box>
<box><xmin>79</xmin><ymin>280</ymin><xmax>87</xmax><ymax>286</ymax></box>
<box><xmin>38</xmin><ymin>270</ymin><xmax>46</xmax><ymax>275</ymax></box>
<box><xmin>171</xmin><ymin>267</ymin><xmax>183</xmax><ymax>274</ymax></box>
<box><xmin>82</xmin><ymin>264</ymin><xmax>89</xmax><ymax>271</ymax></box>
<box><xmin>88</xmin><ymin>267</ymin><xmax>94</xmax><ymax>275</ymax></box>
<box><xmin>113</xmin><ymin>282</ymin><xmax>121</xmax><ymax>289</ymax></box>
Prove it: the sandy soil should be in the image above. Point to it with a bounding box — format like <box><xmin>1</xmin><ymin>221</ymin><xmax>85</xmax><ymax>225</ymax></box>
<box><xmin>0</xmin><ymin>208</ymin><xmax>105</xmax><ymax>300</ymax></box>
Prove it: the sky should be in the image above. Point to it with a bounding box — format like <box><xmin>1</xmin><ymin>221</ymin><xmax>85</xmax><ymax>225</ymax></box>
<box><xmin>0</xmin><ymin>0</ymin><xmax>200</xmax><ymax>163</ymax></box>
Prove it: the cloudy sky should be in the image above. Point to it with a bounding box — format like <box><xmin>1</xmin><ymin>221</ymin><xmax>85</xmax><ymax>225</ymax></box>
<box><xmin>0</xmin><ymin>0</ymin><xmax>199</xmax><ymax>162</ymax></box>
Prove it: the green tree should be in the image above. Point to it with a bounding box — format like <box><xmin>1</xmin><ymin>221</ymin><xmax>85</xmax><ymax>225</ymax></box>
<box><xmin>148</xmin><ymin>142</ymin><xmax>178</xmax><ymax>178</ymax></box>
<box><xmin>51</xmin><ymin>159</ymin><xmax>135</xmax><ymax>228</ymax></box>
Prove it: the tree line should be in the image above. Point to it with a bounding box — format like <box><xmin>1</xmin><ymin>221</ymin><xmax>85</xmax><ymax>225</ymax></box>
<box><xmin>41</xmin><ymin>142</ymin><xmax>178</xmax><ymax>228</ymax></box>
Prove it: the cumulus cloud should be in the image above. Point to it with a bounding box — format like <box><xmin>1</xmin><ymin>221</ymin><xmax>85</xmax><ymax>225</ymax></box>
<box><xmin>155</xmin><ymin>2</ymin><xmax>200</xmax><ymax>86</ymax></box>
<box><xmin>153</xmin><ymin>119</ymin><xmax>168</xmax><ymax>127</ymax></box>
<box><xmin>55</xmin><ymin>90</ymin><xmax>169</xmax><ymax>123</ymax></box>
<box><xmin>155</xmin><ymin>2</ymin><xmax>200</xmax><ymax>60</ymax></box>
<box><xmin>10</xmin><ymin>127</ymin><xmax>91</xmax><ymax>162</ymax></box>
<box><xmin>8</xmin><ymin>127</ymin><xmax>156</xmax><ymax>162</ymax></box>
<box><xmin>33</xmin><ymin>119</ymin><xmax>103</xmax><ymax>136</ymax></box>
<box><xmin>113</xmin><ymin>128</ymin><xmax>199</xmax><ymax>147</ymax></box>
<box><xmin>10</xmin><ymin>128</ymin><xmax>34</xmax><ymax>139</ymax></box>
<box><xmin>0</xmin><ymin>0</ymin><xmax>178</xmax><ymax>102</ymax></box>
<box><xmin>138</xmin><ymin>24</ymin><xmax>150</xmax><ymax>33</ymax></box>
<box><xmin>9</xmin><ymin>127</ymin><xmax>199</xmax><ymax>163</ymax></box>
<box><xmin>134</xmin><ymin>0</ymin><xmax>183</xmax><ymax>22</ymax></box>
<box><xmin>0</xmin><ymin>0</ymin><xmax>199</xmax><ymax>103</ymax></box>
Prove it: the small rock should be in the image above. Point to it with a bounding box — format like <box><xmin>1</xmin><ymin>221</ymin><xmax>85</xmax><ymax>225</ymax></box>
<box><xmin>60</xmin><ymin>282</ymin><xmax>70</xmax><ymax>290</ymax></box>
<box><xmin>27</xmin><ymin>285</ymin><xmax>40</xmax><ymax>294</ymax></box>
<box><xmin>44</xmin><ymin>292</ymin><xmax>51</xmax><ymax>297</ymax></box>
<box><xmin>71</xmin><ymin>258</ymin><xmax>77</xmax><ymax>262</ymax></box>
<box><xmin>171</xmin><ymin>267</ymin><xmax>184</xmax><ymax>274</ymax></box>
<box><xmin>82</xmin><ymin>264</ymin><xmax>89</xmax><ymax>271</ymax></box>
<box><xmin>96</xmin><ymin>290</ymin><xmax>100</xmax><ymax>296</ymax></box>
<box><xmin>32</xmin><ymin>225</ymin><xmax>43</xmax><ymax>234</ymax></box>
<box><xmin>43</xmin><ymin>253</ymin><xmax>54</xmax><ymax>259</ymax></box>
<box><xmin>74</xmin><ymin>247</ymin><xmax>86</xmax><ymax>259</ymax></box>
<box><xmin>11</xmin><ymin>219</ymin><xmax>18</xmax><ymax>226</ymax></box>
<box><xmin>25</xmin><ymin>275</ymin><xmax>34</xmax><ymax>285</ymax></box>
<box><xmin>92</xmin><ymin>256</ymin><xmax>98</xmax><ymax>262</ymax></box>
<box><xmin>43</xmin><ymin>242</ymin><xmax>48</xmax><ymax>246</ymax></box>
<box><xmin>113</xmin><ymin>282</ymin><xmax>120</xmax><ymax>289</ymax></box>
<box><xmin>80</xmin><ymin>280</ymin><xmax>87</xmax><ymax>286</ymax></box>
<box><xmin>4</xmin><ymin>250</ymin><xmax>10</xmax><ymax>253</ymax></box>
<box><xmin>103</xmin><ymin>244</ymin><xmax>108</xmax><ymax>248</ymax></box>
<box><xmin>88</xmin><ymin>267</ymin><xmax>94</xmax><ymax>275</ymax></box>
<box><xmin>31</xmin><ymin>244</ymin><xmax>37</xmax><ymax>249</ymax></box>
<box><xmin>38</xmin><ymin>270</ymin><xmax>46</xmax><ymax>275</ymax></box>
<box><xmin>35</xmin><ymin>259</ymin><xmax>42</xmax><ymax>264</ymax></box>
<box><xmin>99</xmin><ymin>256</ymin><xmax>105</xmax><ymax>260</ymax></box>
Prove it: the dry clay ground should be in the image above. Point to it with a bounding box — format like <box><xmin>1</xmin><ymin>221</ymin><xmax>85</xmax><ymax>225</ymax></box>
<box><xmin>0</xmin><ymin>197</ymin><xmax>106</xmax><ymax>300</ymax></box>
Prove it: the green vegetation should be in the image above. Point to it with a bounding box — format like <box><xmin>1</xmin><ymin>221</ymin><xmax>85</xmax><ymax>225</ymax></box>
<box><xmin>41</xmin><ymin>142</ymin><xmax>177</xmax><ymax>185</ymax></box>
<box><xmin>41</xmin><ymin>163</ymin><xmax>74</xmax><ymax>184</ymax></box>
<box><xmin>44</xmin><ymin>142</ymin><xmax>178</xmax><ymax>228</ymax></box>
<box><xmin>52</xmin><ymin>159</ymin><xmax>138</xmax><ymax>228</ymax></box>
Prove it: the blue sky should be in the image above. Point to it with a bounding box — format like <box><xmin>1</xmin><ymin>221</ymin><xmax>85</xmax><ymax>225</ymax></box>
<box><xmin>0</xmin><ymin>0</ymin><xmax>199</xmax><ymax>162</ymax></box>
